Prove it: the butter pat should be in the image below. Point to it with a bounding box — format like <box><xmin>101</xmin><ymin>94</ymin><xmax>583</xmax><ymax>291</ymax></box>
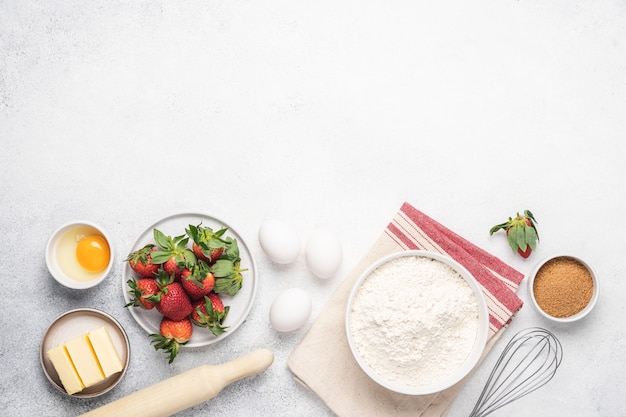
<box><xmin>47</xmin><ymin>345</ymin><xmax>84</xmax><ymax>395</ymax></box>
<box><xmin>88</xmin><ymin>326</ymin><xmax>123</xmax><ymax>377</ymax></box>
<box><xmin>65</xmin><ymin>334</ymin><xmax>105</xmax><ymax>388</ymax></box>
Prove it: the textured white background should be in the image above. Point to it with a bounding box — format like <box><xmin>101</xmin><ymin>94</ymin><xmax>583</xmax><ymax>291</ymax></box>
<box><xmin>1</xmin><ymin>1</ymin><xmax>625</xmax><ymax>416</ymax></box>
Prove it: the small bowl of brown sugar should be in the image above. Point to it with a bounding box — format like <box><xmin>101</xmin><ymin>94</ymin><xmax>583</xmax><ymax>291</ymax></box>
<box><xmin>528</xmin><ymin>254</ymin><xmax>599</xmax><ymax>323</ymax></box>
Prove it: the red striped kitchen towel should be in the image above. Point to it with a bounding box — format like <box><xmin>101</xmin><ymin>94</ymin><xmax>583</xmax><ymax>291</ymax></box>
<box><xmin>388</xmin><ymin>202</ymin><xmax>524</xmax><ymax>336</ymax></box>
<box><xmin>288</xmin><ymin>202</ymin><xmax>524</xmax><ymax>417</ymax></box>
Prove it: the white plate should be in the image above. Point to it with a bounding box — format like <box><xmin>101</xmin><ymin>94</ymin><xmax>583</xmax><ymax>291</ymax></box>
<box><xmin>40</xmin><ymin>308</ymin><xmax>130</xmax><ymax>398</ymax></box>
<box><xmin>122</xmin><ymin>213</ymin><xmax>258</xmax><ymax>347</ymax></box>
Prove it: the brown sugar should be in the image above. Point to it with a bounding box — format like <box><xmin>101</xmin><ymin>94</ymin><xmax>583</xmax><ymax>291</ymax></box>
<box><xmin>532</xmin><ymin>256</ymin><xmax>594</xmax><ymax>318</ymax></box>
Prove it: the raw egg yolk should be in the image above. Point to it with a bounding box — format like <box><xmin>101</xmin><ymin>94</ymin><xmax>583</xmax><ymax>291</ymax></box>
<box><xmin>76</xmin><ymin>235</ymin><xmax>110</xmax><ymax>272</ymax></box>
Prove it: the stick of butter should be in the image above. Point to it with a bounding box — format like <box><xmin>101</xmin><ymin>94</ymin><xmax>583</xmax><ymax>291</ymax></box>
<box><xmin>88</xmin><ymin>326</ymin><xmax>124</xmax><ymax>378</ymax></box>
<box><xmin>47</xmin><ymin>345</ymin><xmax>85</xmax><ymax>395</ymax></box>
<box><xmin>65</xmin><ymin>334</ymin><xmax>105</xmax><ymax>388</ymax></box>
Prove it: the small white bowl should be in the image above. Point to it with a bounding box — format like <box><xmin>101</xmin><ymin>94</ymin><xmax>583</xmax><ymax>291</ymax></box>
<box><xmin>345</xmin><ymin>250</ymin><xmax>489</xmax><ymax>396</ymax></box>
<box><xmin>527</xmin><ymin>254</ymin><xmax>599</xmax><ymax>323</ymax></box>
<box><xmin>46</xmin><ymin>221</ymin><xmax>114</xmax><ymax>289</ymax></box>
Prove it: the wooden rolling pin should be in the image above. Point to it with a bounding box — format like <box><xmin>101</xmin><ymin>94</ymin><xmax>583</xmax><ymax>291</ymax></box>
<box><xmin>80</xmin><ymin>348</ymin><xmax>274</xmax><ymax>417</ymax></box>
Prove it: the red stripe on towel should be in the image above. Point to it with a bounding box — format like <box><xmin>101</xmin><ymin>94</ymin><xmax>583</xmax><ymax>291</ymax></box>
<box><xmin>386</xmin><ymin>203</ymin><xmax>524</xmax><ymax>332</ymax></box>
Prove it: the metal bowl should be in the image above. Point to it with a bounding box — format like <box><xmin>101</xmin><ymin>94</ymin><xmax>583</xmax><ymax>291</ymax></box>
<box><xmin>40</xmin><ymin>308</ymin><xmax>130</xmax><ymax>398</ymax></box>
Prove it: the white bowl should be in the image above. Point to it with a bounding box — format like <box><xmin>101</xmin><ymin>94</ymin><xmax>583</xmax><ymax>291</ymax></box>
<box><xmin>46</xmin><ymin>221</ymin><xmax>114</xmax><ymax>289</ymax></box>
<box><xmin>527</xmin><ymin>254</ymin><xmax>599</xmax><ymax>323</ymax></box>
<box><xmin>345</xmin><ymin>250</ymin><xmax>489</xmax><ymax>395</ymax></box>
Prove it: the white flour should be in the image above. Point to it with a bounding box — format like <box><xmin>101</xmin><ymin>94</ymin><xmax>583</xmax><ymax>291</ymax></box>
<box><xmin>349</xmin><ymin>255</ymin><xmax>479</xmax><ymax>387</ymax></box>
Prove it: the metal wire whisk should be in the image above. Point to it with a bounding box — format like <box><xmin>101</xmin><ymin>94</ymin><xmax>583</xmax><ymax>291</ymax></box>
<box><xmin>468</xmin><ymin>327</ymin><xmax>563</xmax><ymax>417</ymax></box>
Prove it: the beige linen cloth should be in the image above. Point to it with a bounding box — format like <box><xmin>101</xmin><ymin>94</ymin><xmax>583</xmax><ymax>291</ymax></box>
<box><xmin>287</xmin><ymin>202</ymin><xmax>524</xmax><ymax>417</ymax></box>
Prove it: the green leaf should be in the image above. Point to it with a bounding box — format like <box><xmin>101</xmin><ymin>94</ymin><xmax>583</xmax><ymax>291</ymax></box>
<box><xmin>524</xmin><ymin>210</ymin><xmax>537</xmax><ymax>224</ymax></box>
<box><xmin>214</xmin><ymin>227</ymin><xmax>228</xmax><ymax>238</ymax></box>
<box><xmin>150</xmin><ymin>251</ymin><xmax>172</xmax><ymax>264</ymax></box>
<box><xmin>211</xmin><ymin>259</ymin><xmax>234</xmax><ymax>277</ymax></box>
<box><xmin>175</xmin><ymin>235</ymin><xmax>189</xmax><ymax>248</ymax></box>
<box><xmin>153</xmin><ymin>229</ymin><xmax>170</xmax><ymax>249</ymax></box>
<box><xmin>506</xmin><ymin>227</ymin><xmax>519</xmax><ymax>252</ymax></box>
<box><xmin>516</xmin><ymin>227</ymin><xmax>527</xmax><ymax>251</ymax></box>
<box><xmin>207</xmin><ymin>239</ymin><xmax>224</xmax><ymax>249</ymax></box>
<box><xmin>223</xmin><ymin>237</ymin><xmax>240</xmax><ymax>261</ymax></box>
<box><xmin>183</xmin><ymin>249</ymin><xmax>197</xmax><ymax>264</ymax></box>
<box><xmin>526</xmin><ymin>227</ymin><xmax>538</xmax><ymax>250</ymax></box>
<box><xmin>489</xmin><ymin>221</ymin><xmax>510</xmax><ymax>235</ymax></box>
<box><xmin>186</xmin><ymin>224</ymin><xmax>199</xmax><ymax>241</ymax></box>
<box><xmin>214</xmin><ymin>275</ymin><xmax>242</xmax><ymax>296</ymax></box>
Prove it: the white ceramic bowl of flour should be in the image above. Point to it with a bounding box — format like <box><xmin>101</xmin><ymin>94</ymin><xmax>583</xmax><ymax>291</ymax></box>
<box><xmin>345</xmin><ymin>250</ymin><xmax>489</xmax><ymax>395</ymax></box>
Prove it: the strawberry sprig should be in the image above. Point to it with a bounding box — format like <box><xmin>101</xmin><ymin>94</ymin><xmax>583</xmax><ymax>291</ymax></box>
<box><xmin>150</xmin><ymin>317</ymin><xmax>193</xmax><ymax>364</ymax></box>
<box><xmin>210</xmin><ymin>237</ymin><xmax>248</xmax><ymax>296</ymax></box>
<box><xmin>150</xmin><ymin>229</ymin><xmax>196</xmax><ymax>276</ymax></box>
<box><xmin>191</xmin><ymin>293</ymin><xmax>230</xmax><ymax>336</ymax></box>
<box><xmin>489</xmin><ymin>210</ymin><xmax>539</xmax><ymax>258</ymax></box>
<box><xmin>186</xmin><ymin>224</ymin><xmax>228</xmax><ymax>264</ymax></box>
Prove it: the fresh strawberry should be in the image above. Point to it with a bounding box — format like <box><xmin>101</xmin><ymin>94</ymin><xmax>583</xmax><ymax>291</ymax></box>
<box><xmin>206</xmin><ymin>292</ymin><xmax>227</xmax><ymax>314</ymax></box>
<box><xmin>186</xmin><ymin>224</ymin><xmax>228</xmax><ymax>264</ymax></box>
<box><xmin>190</xmin><ymin>293</ymin><xmax>230</xmax><ymax>336</ymax></box>
<box><xmin>125</xmin><ymin>244</ymin><xmax>159</xmax><ymax>277</ymax></box>
<box><xmin>150</xmin><ymin>271</ymin><xmax>193</xmax><ymax>321</ymax></box>
<box><xmin>150</xmin><ymin>317</ymin><xmax>193</xmax><ymax>363</ymax></box>
<box><xmin>489</xmin><ymin>210</ymin><xmax>539</xmax><ymax>258</ymax></box>
<box><xmin>162</xmin><ymin>258</ymin><xmax>182</xmax><ymax>280</ymax></box>
<box><xmin>125</xmin><ymin>278</ymin><xmax>159</xmax><ymax>310</ymax></box>
<box><xmin>150</xmin><ymin>229</ymin><xmax>196</xmax><ymax>279</ymax></box>
<box><xmin>181</xmin><ymin>261</ymin><xmax>215</xmax><ymax>301</ymax></box>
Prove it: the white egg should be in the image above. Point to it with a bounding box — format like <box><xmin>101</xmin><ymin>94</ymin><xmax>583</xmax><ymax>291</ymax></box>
<box><xmin>305</xmin><ymin>227</ymin><xmax>343</xmax><ymax>279</ymax></box>
<box><xmin>269</xmin><ymin>288</ymin><xmax>312</xmax><ymax>332</ymax></box>
<box><xmin>258</xmin><ymin>219</ymin><xmax>301</xmax><ymax>264</ymax></box>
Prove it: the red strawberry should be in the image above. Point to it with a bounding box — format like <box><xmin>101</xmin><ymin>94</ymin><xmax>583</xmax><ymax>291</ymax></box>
<box><xmin>181</xmin><ymin>261</ymin><xmax>215</xmax><ymax>301</ymax></box>
<box><xmin>150</xmin><ymin>229</ymin><xmax>196</xmax><ymax>279</ymax></box>
<box><xmin>125</xmin><ymin>244</ymin><xmax>159</xmax><ymax>277</ymax></box>
<box><xmin>186</xmin><ymin>224</ymin><xmax>228</xmax><ymax>264</ymax></box>
<box><xmin>150</xmin><ymin>317</ymin><xmax>193</xmax><ymax>363</ymax></box>
<box><xmin>489</xmin><ymin>210</ymin><xmax>539</xmax><ymax>258</ymax></box>
<box><xmin>190</xmin><ymin>292</ymin><xmax>230</xmax><ymax>336</ymax></box>
<box><xmin>162</xmin><ymin>257</ymin><xmax>182</xmax><ymax>280</ymax></box>
<box><xmin>125</xmin><ymin>278</ymin><xmax>159</xmax><ymax>310</ymax></box>
<box><xmin>151</xmin><ymin>271</ymin><xmax>193</xmax><ymax>321</ymax></box>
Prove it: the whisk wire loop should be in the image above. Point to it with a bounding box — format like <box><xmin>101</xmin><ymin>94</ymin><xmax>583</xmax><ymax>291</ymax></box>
<box><xmin>468</xmin><ymin>327</ymin><xmax>563</xmax><ymax>417</ymax></box>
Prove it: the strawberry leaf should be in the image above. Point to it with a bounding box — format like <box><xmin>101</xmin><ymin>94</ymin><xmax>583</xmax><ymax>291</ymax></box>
<box><xmin>214</xmin><ymin>276</ymin><xmax>241</xmax><ymax>296</ymax></box>
<box><xmin>489</xmin><ymin>220</ymin><xmax>511</xmax><ymax>235</ymax></box>
<box><xmin>186</xmin><ymin>224</ymin><xmax>199</xmax><ymax>241</ymax></box>
<box><xmin>207</xmin><ymin>239</ymin><xmax>225</xmax><ymax>250</ymax></box>
<box><xmin>223</xmin><ymin>237</ymin><xmax>240</xmax><ymax>261</ymax></box>
<box><xmin>211</xmin><ymin>259</ymin><xmax>234</xmax><ymax>278</ymax></box>
<box><xmin>182</xmin><ymin>248</ymin><xmax>196</xmax><ymax>264</ymax></box>
<box><xmin>506</xmin><ymin>227</ymin><xmax>519</xmax><ymax>252</ymax></box>
<box><xmin>153</xmin><ymin>229</ymin><xmax>170</xmax><ymax>249</ymax></box>
<box><xmin>150</xmin><ymin>251</ymin><xmax>173</xmax><ymax>264</ymax></box>
<box><xmin>526</xmin><ymin>227</ymin><xmax>538</xmax><ymax>249</ymax></box>
<box><xmin>516</xmin><ymin>227</ymin><xmax>527</xmax><ymax>251</ymax></box>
